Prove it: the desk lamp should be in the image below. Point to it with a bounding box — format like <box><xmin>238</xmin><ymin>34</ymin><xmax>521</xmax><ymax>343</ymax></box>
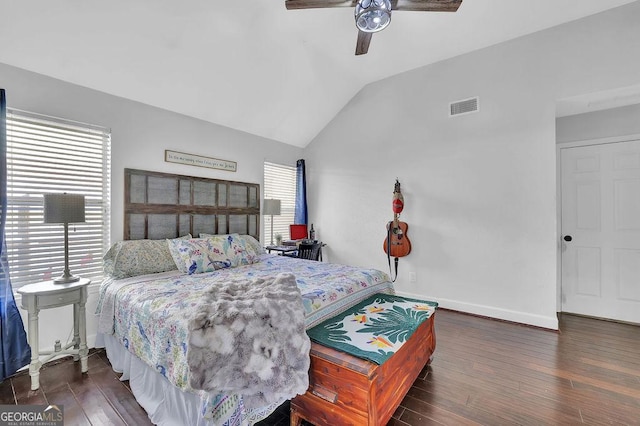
<box><xmin>263</xmin><ymin>199</ymin><xmax>281</xmax><ymax>246</ymax></box>
<box><xmin>44</xmin><ymin>193</ymin><xmax>85</xmax><ymax>284</ymax></box>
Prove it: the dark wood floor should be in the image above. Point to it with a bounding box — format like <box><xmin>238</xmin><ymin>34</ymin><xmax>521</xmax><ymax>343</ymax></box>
<box><xmin>1</xmin><ymin>310</ymin><xmax>639</xmax><ymax>425</ymax></box>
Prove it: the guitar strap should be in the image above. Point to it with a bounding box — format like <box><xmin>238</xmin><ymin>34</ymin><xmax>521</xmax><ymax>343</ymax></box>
<box><xmin>386</xmin><ymin>221</ymin><xmax>399</xmax><ymax>283</ymax></box>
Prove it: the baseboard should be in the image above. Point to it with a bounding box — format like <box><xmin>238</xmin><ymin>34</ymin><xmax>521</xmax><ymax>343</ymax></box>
<box><xmin>395</xmin><ymin>290</ymin><xmax>559</xmax><ymax>330</ymax></box>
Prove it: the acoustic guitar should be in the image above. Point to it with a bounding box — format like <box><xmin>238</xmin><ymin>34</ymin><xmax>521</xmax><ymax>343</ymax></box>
<box><xmin>383</xmin><ymin>213</ymin><xmax>411</xmax><ymax>257</ymax></box>
<box><xmin>383</xmin><ymin>179</ymin><xmax>411</xmax><ymax>257</ymax></box>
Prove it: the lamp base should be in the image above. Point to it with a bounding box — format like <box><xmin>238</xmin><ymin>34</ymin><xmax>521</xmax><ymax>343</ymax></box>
<box><xmin>53</xmin><ymin>273</ymin><xmax>81</xmax><ymax>284</ymax></box>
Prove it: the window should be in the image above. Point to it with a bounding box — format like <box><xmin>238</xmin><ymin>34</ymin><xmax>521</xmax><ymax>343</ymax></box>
<box><xmin>4</xmin><ymin>109</ymin><xmax>111</xmax><ymax>288</ymax></box>
<box><xmin>263</xmin><ymin>161</ymin><xmax>296</xmax><ymax>243</ymax></box>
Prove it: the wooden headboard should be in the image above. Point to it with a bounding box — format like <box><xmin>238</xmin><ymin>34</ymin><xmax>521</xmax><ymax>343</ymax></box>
<box><xmin>124</xmin><ymin>168</ymin><xmax>260</xmax><ymax>241</ymax></box>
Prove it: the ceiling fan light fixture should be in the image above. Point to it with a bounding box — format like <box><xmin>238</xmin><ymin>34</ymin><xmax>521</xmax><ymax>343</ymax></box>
<box><xmin>355</xmin><ymin>0</ymin><xmax>391</xmax><ymax>33</ymax></box>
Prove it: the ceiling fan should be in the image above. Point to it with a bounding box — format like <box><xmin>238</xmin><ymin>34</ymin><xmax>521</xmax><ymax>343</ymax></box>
<box><xmin>285</xmin><ymin>0</ymin><xmax>463</xmax><ymax>55</ymax></box>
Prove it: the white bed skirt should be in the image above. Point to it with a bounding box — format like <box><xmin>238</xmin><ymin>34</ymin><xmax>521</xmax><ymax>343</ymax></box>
<box><xmin>96</xmin><ymin>333</ymin><xmax>214</xmax><ymax>426</ymax></box>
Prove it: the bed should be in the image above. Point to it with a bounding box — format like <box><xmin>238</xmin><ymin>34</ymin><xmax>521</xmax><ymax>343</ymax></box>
<box><xmin>94</xmin><ymin>169</ymin><xmax>396</xmax><ymax>425</ymax></box>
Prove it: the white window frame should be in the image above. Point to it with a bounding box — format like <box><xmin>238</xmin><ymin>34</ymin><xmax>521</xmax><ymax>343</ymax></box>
<box><xmin>263</xmin><ymin>161</ymin><xmax>296</xmax><ymax>243</ymax></box>
<box><xmin>4</xmin><ymin>109</ymin><xmax>111</xmax><ymax>289</ymax></box>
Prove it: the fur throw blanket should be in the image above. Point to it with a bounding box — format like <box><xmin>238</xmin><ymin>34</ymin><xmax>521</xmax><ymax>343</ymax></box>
<box><xmin>187</xmin><ymin>273</ymin><xmax>310</xmax><ymax>410</ymax></box>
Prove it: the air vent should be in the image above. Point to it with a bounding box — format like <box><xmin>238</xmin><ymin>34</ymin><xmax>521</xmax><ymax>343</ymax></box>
<box><xmin>449</xmin><ymin>97</ymin><xmax>479</xmax><ymax>117</ymax></box>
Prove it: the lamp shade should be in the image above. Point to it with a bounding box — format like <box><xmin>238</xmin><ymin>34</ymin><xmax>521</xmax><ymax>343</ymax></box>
<box><xmin>263</xmin><ymin>199</ymin><xmax>281</xmax><ymax>216</ymax></box>
<box><xmin>44</xmin><ymin>193</ymin><xmax>85</xmax><ymax>224</ymax></box>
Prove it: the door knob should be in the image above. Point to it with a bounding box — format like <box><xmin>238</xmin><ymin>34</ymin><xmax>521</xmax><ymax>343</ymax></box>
<box><xmin>563</xmin><ymin>235</ymin><xmax>572</xmax><ymax>242</ymax></box>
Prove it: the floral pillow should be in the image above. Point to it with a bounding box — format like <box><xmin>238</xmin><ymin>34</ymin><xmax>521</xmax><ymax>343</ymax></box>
<box><xmin>206</xmin><ymin>234</ymin><xmax>259</xmax><ymax>267</ymax></box>
<box><xmin>199</xmin><ymin>233</ymin><xmax>265</xmax><ymax>256</ymax></box>
<box><xmin>170</xmin><ymin>234</ymin><xmax>259</xmax><ymax>275</ymax></box>
<box><xmin>103</xmin><ymin>235</ymin><xmax>192</xmax><ymax>279</ymax></box>
<box><xmin>240</xmin><ymin>234</ymin><xmax>266</xmax><ymax>255</ymax></box>
<box><xmin>166</xmin><ymin>238</ymin><xmax>232</xmax><ymax>274</ymax></box>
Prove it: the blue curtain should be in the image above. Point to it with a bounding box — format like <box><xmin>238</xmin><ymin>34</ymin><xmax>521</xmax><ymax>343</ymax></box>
<box><xmin>0</xmin><ymin>89</ymin><xmax>31</xmax><ymax>381</ymax></box>
<box><xmin>294</xmin><ymin>159</ymin><xmax>308</xmax><ymax>225</ymax></box>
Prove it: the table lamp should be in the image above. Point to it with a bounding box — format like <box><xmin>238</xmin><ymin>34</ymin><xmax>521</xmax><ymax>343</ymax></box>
<box><xmin>263</xmin><ymin>199</ymin><xmax>281</xmax><ymax>245</ymax></box>
<box><xmin>44</xmin><ymin>193</ymin><xmax>85</xmax><ymax>284</ymax></box>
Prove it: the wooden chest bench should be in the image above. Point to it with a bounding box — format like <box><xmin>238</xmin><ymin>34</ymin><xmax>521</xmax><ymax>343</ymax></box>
<box><xmin>290</xmin><ymin>312</ymin><xmax>436</xmax><ymax>426</ymax></box>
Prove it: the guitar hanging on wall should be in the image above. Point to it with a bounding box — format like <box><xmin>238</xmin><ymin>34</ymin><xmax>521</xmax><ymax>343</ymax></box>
<box><xmin>383</xmin><ymin>179</ymin><xmax>411</xmax><ymax>281</ymax></box>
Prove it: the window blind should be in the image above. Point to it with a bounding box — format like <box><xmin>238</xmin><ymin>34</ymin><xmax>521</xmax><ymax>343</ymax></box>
<box><xmin>4</xmin><ymin>109</ymin><xmax>111</xmax><ymax>288</ymax></box>
<box><xmin>264</xmin><ymin>161</ymin><xmax>296</xmax><ymax>242</ymax></box>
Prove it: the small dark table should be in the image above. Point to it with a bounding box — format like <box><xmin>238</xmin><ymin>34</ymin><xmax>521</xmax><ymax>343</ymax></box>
<box><xmin>265</xmin><ymin>245</ymin><xmax>299</xmax><ymax>255</ymax></box>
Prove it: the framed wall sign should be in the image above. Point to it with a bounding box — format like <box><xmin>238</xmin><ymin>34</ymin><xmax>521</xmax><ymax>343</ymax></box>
<box><xmin>165</xmin><ymin>150</ymin><xmax>237</xmax><ymax>172</ymax></box>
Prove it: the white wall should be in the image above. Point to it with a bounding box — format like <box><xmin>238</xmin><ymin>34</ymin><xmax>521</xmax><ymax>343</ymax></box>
<box><xmin>304</xmin><ymin>2</ymin><xmax>640</xmax><ymax>329</ymax></box>
<box><xmin>556</xmin><ymin>103</ymin><xmax>640</xmax><ymax>143</ymax></box>
<box><xmin>1</xmin><ymin>62</ymin><xmax>303</xmax><ymax>352</ymax></box>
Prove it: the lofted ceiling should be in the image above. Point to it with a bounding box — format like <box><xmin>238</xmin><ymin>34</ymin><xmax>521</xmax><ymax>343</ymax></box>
<box><xmin>0</xmin><ymin>0</ymin><xmax>637</xmax><ymax>147</ymax></box>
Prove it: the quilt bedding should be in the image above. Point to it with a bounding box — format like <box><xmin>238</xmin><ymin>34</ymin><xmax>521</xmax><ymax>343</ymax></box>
<box><xmin>96</xmin><ymin>253</ymin><xmax>394</xmax><ymax>425</ymax></box>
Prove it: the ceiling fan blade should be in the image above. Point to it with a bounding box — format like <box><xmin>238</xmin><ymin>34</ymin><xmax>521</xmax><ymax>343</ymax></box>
<box><xmin>355</xmin><ymin>30</ymin><xmax>372</xmax><ymax>55</ymax></box>
<box><xmin>391</xmin><ymin>0</ymin><xmax>462</xmax><ymax>12</ymax></box>
<box><xmin>285</xmin><ymin>0</ymin><xmax>357</xmax><ymax>10</ymax></box>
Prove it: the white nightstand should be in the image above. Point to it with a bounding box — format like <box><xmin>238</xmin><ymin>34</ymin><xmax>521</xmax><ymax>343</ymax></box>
<box><xmin>17</xmin><ymin>278</ymin><xmax>91</xmax><ymax>390</ymax></box>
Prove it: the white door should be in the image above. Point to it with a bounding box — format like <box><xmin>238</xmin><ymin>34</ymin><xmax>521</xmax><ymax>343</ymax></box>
<box><xmin>561</xmin><ymin>139</ymin><xmax>640</xmax><ymax>323</ymax></box>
